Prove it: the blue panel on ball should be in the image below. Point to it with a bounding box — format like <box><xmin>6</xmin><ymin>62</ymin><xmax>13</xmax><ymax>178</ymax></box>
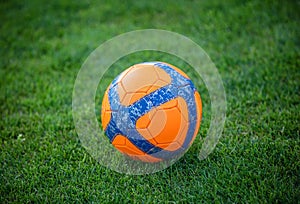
<box><xmin>128</xmin><ymin>84</ymin><xmax>176</xmax><ymax>123</ymax></box>
<box><xmin>105</xmin><ymin>120</ymin><xmax>122</xmax><ymax>142</ymax></box>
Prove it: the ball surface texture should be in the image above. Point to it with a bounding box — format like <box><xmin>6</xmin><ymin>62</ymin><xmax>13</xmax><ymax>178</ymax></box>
<box><xmin>101</xmin><ymin>62</ymin><xmax>202</xmax><ymax>162</ymax></box>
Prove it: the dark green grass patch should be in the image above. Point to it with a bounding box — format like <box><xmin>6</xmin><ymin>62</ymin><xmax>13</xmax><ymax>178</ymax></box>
<box><xmin>1</xmin><ymin>0</ymin><xmax>299</xmax><ymax>203</ymax></box>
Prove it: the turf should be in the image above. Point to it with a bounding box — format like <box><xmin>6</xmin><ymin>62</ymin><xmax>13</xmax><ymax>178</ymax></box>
<box><xmin>1</xmin><ymin>0</ymin><xmax>299</xmax><ymax>203</ymax></box>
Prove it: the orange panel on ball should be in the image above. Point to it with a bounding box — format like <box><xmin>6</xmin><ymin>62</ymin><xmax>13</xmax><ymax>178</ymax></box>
<box><xmin>117</xmin><ymin>64</ymin><xmax>171</xmax><ymax>106</ymax></box>
<box><xmin>112</xmin><ymin>134</ymin><xmax>161</xmax><ymax>162</ymax></box>
<box><xmin>121</xmin><ymin>64</ymin><xmax>157</xmax><ymax>92</ymax></box>
<box><xmin>176</xmin><ymin>97</ymin><xmax>189</xmax><ymax>122</ymax></box>
<box><xmin>135</xmin><ymin>110</ymin><xmax>152</xmax><ymax>129</ymax></box>
<box><xmin>154</xmin><ymin>65</ymin><xmax>173</xmax><ymax>83</ymax></box>
<box><xmin>136</xmin><ymin>108</ymin><xmax>157</xmax><ymax>140</ymax></box>
<box><xmin>151</xmin><ymin>98</ymin><xmax>188</xmax><ymax>151</ymax></box>
<box><xmin>136</xmin><ymin>98</ymin><xmax>189</xmax><ymax>152</ymax></box>
<box><xmin>191</xmin><ymin>91</ymin><xmax>202</xmax><ymax>142</ymax></box>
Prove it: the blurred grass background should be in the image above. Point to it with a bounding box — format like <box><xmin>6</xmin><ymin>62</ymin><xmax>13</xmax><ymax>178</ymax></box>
<box><xmin>1</xmin><ymin>0</ymin><xmax>299</xmax><ymax>203</ymax></box>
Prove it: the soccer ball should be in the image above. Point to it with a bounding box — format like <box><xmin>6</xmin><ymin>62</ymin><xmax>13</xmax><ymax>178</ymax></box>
<box><xmin>101</xmin><ymin>62</ymin><xmax>202</xmax><ymax>162</ymax></box>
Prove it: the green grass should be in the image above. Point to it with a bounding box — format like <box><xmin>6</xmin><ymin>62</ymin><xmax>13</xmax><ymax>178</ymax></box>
<box><xmin>1</xmin><ymin>0</ymin><xmax>299</xmax><ymax>203</ymax></box>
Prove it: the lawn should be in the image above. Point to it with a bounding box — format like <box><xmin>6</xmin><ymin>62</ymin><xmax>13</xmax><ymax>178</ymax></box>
<box><xmin>1</xmin><ymin>0</ymin><xmax>299</xmax><ymax>203</ymax></box>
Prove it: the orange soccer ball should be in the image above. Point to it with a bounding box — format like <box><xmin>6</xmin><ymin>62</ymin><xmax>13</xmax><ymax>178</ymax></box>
<box><xmin>101</xmin><ymin>62</ymin><xmax>202</xmax><ymax>162</ymax></box>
